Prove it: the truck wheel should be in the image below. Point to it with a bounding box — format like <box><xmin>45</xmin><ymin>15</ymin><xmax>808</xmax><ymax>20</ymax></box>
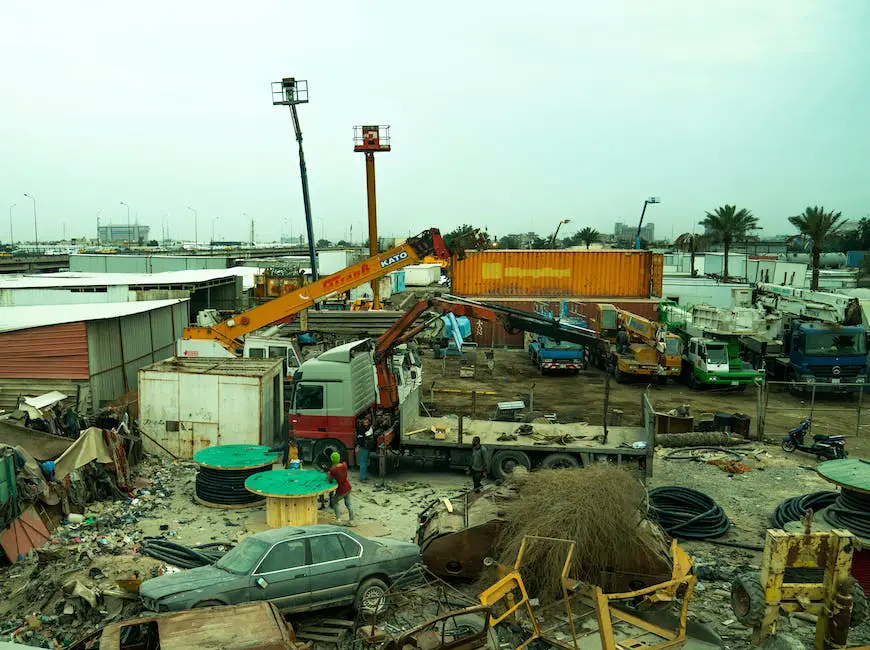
<box><xmin>613</xmin><ymin>366</ymin><xmax>625</xmax><ymax>384</ymax></box>
<box><xmin>540</xmin><ymin>453</ymin><xmax>580</xmax><ymax>470</ymax></box>
<box><xmin>312</xmin><ymin>439</ymin><xmax>346</xmax><ymax>468</ymax></box>
<box><xmin>731</xmin><ymin>571</ymin><xmax>765</xmax><ymax>627</ymax></box>
<box><xmin>490</xmin><ymin>450</ymin><xmax>531</xmax><ymax>480</ymax></box>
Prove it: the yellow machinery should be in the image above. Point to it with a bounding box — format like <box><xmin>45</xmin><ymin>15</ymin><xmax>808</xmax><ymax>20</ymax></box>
<box><xmin>590</xmin><ymin>304</ymin><xmax>682</xmax><ymax>382</ymax></box>
<box><xmin>180</xmin><ymin>227</ymin><xmax>448</xmax><ymax>356</ymax></box>
<box><xmin>478</xmin><ymin>536</ymin><xmax>696</xmax><ymax>650</ymax></box>
<box><xmin>730</xmin><ymin>516</ymin><xmax>867</xmax><ymax>649</ymax></box>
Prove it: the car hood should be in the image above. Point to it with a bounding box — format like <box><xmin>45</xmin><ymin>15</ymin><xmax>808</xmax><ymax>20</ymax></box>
<box><xmin>140</xmin><ymin>565</ymin><xmax>238</xmax><ymax>600</ymax></box>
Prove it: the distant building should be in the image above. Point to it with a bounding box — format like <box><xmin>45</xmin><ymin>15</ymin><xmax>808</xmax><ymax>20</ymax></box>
<box><xmin>615</xmin><ymin>221</ymin><xmax>654</xmax><ymax>244</ymax></box>
<box><xmin>98</xmin><ymin>224</ymin><xmax>150</xmax><ymax>245</ymax></box>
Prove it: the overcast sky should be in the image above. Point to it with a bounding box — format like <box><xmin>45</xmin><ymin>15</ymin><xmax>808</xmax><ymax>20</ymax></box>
<box><xmin>2</xmin><ymin>1</ymin><xmax>868</xmax><ymax>244</ymax></box>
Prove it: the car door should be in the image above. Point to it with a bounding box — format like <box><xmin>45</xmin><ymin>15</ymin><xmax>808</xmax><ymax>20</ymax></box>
<box><xmin>249</xmin><ymin>538</ymin><xmax>312</xmax><ymax>612</ymax></box>
<box><xmin>307</xmin><ymin>533</ymin><xmax>363</xmax><ymax>607</ymax></box>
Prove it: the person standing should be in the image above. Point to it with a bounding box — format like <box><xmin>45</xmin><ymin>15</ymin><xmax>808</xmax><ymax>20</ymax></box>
<box><xmin>467</xmin><ymin>436</ymin><xmax>490</xmax><ymax>492</ymax></box>
<box><xmin>355</xmin><ymin>414</ymin><xmax>376</xmax><ymax>481</ymax></box>
<box><xmin>327</xmin><ymin>452</ymin><xmax>355</xmax><ymax>525</ymax></box>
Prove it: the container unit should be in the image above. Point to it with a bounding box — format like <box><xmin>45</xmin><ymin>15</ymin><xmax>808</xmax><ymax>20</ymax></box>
<box><xmin>317</xmin><ymin>250</ymin><xmax>363</xmax><ymax>276</ymax></box>
<box><xmin>70</xmin><ymin>254</ymin><xmax>230</xmax><ymax>273</ymax></box>
<box><xmin>661</xmin><ymin>277</ymin><xmax>752</xmax><ymax>309</ymax></box>
<box><xmin>349</xmin><ymin>276</ymin><xmax>393</xmax><ymax>301</ymax></box>
<box><xmin>403</xmin><ymin>264</ymin><xmax>443</xmax><ymax>286</ymax></box>
<box><xmin>702</xmin><ymin>253</ymin><xmax>748</xmax><ymax>279</ymax></box>
<box><xmin>388</xmin><ymin>270</ymin><xmax>406</xmax><ymax>293</ymax></box>
<box><xmin>847</xmin><ymin>251</ymin><xmax>868</xmax><ymax>268</ymax></box>
<box><xmin>452</xmin><ymin>250</ymin><xmax>663</xmax><ymax>298</ymax></box>
<box><xmin>138</xmin><ymin>357</ymin><xmax>284</xmax><ymax>459</ymax></box>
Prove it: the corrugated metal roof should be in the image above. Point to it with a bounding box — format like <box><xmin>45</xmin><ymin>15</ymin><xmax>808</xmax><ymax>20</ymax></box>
<box><xmin>0</xmin><ymin>299</ymin><xmax>188</xmax><ymax>333</ymax></box>
<box><xmin>0</xmin><ymin>322</ymin><xmax>90</xmax><ymax>378</ymax></box>
<box><xmin>142</xmin><ymin>357</ymin><xmax>282</xmax><ymax>377</ymax></box>
<box><xmin>0</xmin><ymin>268</ymin><xmax>243</xmax><ymax>289</ymax></box>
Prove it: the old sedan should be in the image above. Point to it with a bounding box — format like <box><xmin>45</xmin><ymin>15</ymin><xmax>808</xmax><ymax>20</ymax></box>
<box><xmin>140</xmin><ymin>525</ymin><xmax>421</xmax><ymax>615</ymax></box>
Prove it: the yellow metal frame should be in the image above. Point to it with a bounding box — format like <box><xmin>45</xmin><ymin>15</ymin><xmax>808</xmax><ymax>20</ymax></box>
<box><xmin>753</xmin><ymin>527</ymin><xmax>856</xmax><ymax>648</ymax></box>
<box><xmin>478</xmin><ymin>536</ymin><xmax>695</xmax><ymax>650</ymax></box>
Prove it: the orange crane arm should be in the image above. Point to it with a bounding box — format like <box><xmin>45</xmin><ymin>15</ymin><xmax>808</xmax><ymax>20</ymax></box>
<box><xmin>183</xmin><ymin>228</ymin><xmax>448</xmax><ymax>353</ymax></box>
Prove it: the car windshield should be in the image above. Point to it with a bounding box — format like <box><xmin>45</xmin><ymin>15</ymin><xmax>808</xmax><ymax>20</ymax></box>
<box><xmin>542</xmin><ymin>337</ymin><xmax>582</xmax><ymax>351</ymax></box>
<box><xmin>805</xmin><ymin>333</ymin><xmax>867</xmax><ymax>356</ymax></box>
<box><xmin>215</xmin><ymin>538</ymin><xmax>269</xmax><ymax>574</ymax></box>
<box><xmin>705</xmin><ymin>345</ymin><xmax>728</xmax><ymax>364</ymax></box>
<box><xmin>665</xmin><ymin>337</ymin><xmax>682</xmax><ymax>355</ymax></box>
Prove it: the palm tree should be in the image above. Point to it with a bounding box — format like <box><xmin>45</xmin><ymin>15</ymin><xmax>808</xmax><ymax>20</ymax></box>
<box><xmin>578</xmin><ymin>227</ymin><xmax>600</xmax><ymax>249</ymax></box>
<box><xmin>673</xmin><ymin>232</ymin><xmax>708</xmax><ymax>276</ymax></box>
<box><xmin>788</xmin><ymin>206</ymin><xmax>844</xmax><ymax>290</ymax></box>
<box><xmin>699</xmin><ymin>205</ymin><xmax>759</xmax><ymax>278</ymax></box>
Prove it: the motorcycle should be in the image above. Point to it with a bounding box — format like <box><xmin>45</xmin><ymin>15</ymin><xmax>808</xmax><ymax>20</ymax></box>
<box><xmin>781</xmin><ymin>418</ymin><xmax>847</xmax><ymax>460</ymax></box>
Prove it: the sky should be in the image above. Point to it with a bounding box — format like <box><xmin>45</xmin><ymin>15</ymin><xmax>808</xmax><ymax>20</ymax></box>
<box><xmin>2</xmin><ymin>1</ymin><xmax>869</xmax><ymax>244</ymax></box>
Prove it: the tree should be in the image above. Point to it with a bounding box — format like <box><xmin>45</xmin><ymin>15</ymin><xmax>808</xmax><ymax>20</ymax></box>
<box><xmin>578</xmin><ymin>227</ymin><xmax>600</xmax><ymax>249</ymax></box>
<box><xmin>699</xmin><ymin>205</ymin><xmax>759</xmax><ymax>278</ymax></box>
<box><xmin>443</xmin><ymin>225</ymin><xmax>490</xmax><ymax>258</ymax></box>
<box><xmin>674</xmin><ymin>232</ymin><xmax>708</xmax><ymax>277</ymax></box>
<box><xmin>788</xmin><ymin>206</ymin><xmax>844</xmax><ymax>290</ymax></box>
<box><xmin>498</xmin><ymin>234</ymin><xmax>522</xmax><ymax>249</ymax></box>
<box><xmin>316</xmin><ymin>238</ymin><xmax>332</xmax><ymax>248</ymax></box>
<box><xmin>335</xmin><ymin>240</ymin><xmax>351</xmax><ymax>247</ymax></box>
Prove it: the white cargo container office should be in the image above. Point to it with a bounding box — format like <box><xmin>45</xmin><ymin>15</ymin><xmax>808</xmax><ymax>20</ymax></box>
<box><xmin>138</xmin><ymin>357</ymin><xmax>284</xmax><ymax>459</ymax></box>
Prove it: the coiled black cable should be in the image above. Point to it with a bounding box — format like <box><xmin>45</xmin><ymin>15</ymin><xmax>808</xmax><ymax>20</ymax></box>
<box><xmin>823</xmin><ymin>488</ymin><xmax>870</xmax><ymax>538</ymax></box>
<box><xmin>648</xmin><ymin>486</ymin><xmax>731</xmax><ymax>539</ymax></box>
<box><xmin>140</xmin><ymin>538</ymin><xmax>230</xmax><ymax>569</ymax></box>
<box><xmin>771</xmin><ymin>491</ymin><xmax>839</xmax><ymax>528</ymax></box>
<box><xmin>195</xmin><ymin>465</ymin><xmax>271</xmax><ymax>506</ymax></box>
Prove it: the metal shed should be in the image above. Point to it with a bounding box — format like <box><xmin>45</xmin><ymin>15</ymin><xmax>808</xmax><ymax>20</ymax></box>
<box><xmin>0</xmin><ymin>299</ymin><xmax>189</xmax><ymax>412</ymax></box>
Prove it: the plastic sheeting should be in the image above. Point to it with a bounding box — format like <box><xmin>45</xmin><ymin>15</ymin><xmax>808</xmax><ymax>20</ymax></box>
<box><xmin>53</xmin><ymin>427</ymin><xmax>114</xmax><ymax>482</ymax></box>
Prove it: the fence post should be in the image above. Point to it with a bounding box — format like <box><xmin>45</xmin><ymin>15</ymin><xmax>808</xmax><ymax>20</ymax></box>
<box><xmin>809</xmin><ymin>384</ymin><xmax>817</xmax><ymax>433</ymax></box>
<box><xmin>858</xmin><ymin>385</ymin><xmax>864</xmax><ymax>437</ymax></box>
<box><xmin>756</xmin><ymin>379</ymin><xmax>764</xmax><ymax>440</ymax></box>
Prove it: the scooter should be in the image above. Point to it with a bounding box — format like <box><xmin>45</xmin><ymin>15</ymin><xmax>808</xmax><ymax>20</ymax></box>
<box><xmin>781</xmin><ymin>418</ymin><xmax>847</xmax><ymax>460</ymax></box>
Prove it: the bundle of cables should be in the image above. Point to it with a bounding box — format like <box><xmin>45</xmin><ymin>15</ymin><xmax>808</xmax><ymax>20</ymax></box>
<box><xmin>647</xmin><ymin>486</ymin><xmax>731</xmax><ymax>539</ymax></box>
<box><xmin>824</xmin><ymin>488</ymin><xmax>870</xmax><ymax>538</ymax></box>
<box><xmin>770</xmin><ymin>491</ymin><xmax>838</xmax><ymax>528</ymax></box>
<box><xmin>140</xmin><ymin>538</ymin><xmax>231</xmax><ymax>569</ymax></box>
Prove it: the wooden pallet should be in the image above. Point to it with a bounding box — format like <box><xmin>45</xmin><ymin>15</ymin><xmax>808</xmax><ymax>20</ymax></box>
<box><xmin>296</xmin><ymin>619</ymin><xmax>355</xmax><ymax>646</ymax></box>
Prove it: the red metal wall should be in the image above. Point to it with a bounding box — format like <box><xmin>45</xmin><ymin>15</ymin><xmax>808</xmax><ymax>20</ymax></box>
<box><xmin>452</xmin><ymin>250</ymin><xmax>663</xmax><ymax>298</ymax></box>
<box><xmin>0</xmin><ymin>322</ymin><xmax>89</xmax><ymax>379</ymax></box>
<box><xmin>465</xmin><ymin>298</ymin><xmax>661</xmax><ymax>347</ymax></box>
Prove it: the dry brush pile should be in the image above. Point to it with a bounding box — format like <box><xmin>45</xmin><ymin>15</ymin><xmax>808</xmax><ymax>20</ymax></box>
<box><xmin>494</xmin><ymin>465</ymin><xmax>672</xmax><ymax>600</ymax></box>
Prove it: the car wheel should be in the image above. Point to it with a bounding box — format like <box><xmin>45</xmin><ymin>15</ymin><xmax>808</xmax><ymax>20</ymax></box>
<box><xmin>355</xmin><ymin>577</ymin><xmax>389</xmax><ymax>616</ymax></box>
<box><xmin>192</xmin><ymin>600</ymin><xmax>223</xmax><ymax>609</ymax></box>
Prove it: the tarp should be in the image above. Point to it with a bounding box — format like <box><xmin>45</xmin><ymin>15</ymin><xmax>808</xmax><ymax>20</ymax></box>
<box><xmin>22</xmin><ymin>391</ymin><xmax>68</xmax><ymax>410</ymax></box>
<box><xmin>0</xmin><ymin>419</ymin><xmax>72</xmax><ymax>461</ymax></box>
<box><xmin>54</xmin><ymin>427</ymin><xmax>114</xmax><ymax>482</ymax></box>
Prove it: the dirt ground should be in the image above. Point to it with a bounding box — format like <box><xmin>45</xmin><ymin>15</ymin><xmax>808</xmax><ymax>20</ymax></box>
<box><xmin>421</xmin><ymin>349</ymin><xmax>870</xmax><ymax>458</ymax></box>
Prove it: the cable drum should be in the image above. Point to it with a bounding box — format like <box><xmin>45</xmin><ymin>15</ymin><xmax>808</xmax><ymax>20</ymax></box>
<box><xmin>648</xmin><ymin>486</ymin><xmax>731</xmax><ymax>539</ymax></box>
<box><xmin>192</xmin><ymin>444</ymin><xmax>281</xmax><ymax>509</ymax></box>
<box><xmin>771</xmin><ymin>491</ymin><xmax>839</xmax><ymax>529</ymax></box>
<box><xmin>823</xmin><ymin>488</ymin><xmax>870</xmax><ymax>538</ymax></box>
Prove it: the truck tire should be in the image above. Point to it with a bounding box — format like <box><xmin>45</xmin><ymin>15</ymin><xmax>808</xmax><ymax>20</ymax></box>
<box><xmin>540</xmin><ymin>453</ymin><xmax>581</xmax><ymax>470</ymax></box>
<box><xmin>731</xmin><ymin>571</ymin><xmax>765</xmax><ymax>627</ymax></box>
<box><xmin>490</xmin><ymin>450</ymin><xmax>531</xmax><ymax>480</ymax></box>
<box><xmin>312</xmin><ymin>439</ymin><xmax>346</xmax><ymax>468</ymax></box>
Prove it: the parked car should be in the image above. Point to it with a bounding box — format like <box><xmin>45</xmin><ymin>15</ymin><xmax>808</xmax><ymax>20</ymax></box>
<box><xmin>67</xmin><ymin>601</ymin><xmax>303</xmax><ymax>650</ymax></box>
<box><xmin>140</xmin><ymin>524</ymin><xmax>421</xmax><ymax>615</ymax></box>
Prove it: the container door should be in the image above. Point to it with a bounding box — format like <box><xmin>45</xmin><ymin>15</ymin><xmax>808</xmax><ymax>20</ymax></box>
<box><xmin>192</xmin><ymin>422</ymin><xmax>219</xmax><ymax>454</ymax></box>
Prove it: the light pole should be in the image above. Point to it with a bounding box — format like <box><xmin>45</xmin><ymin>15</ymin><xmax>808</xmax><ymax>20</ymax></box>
<box><xmin>96</xmin><ymin>208</ymin><xmax>103</xmax><ymax>244</ymax></box>
<box><xmin>8</xmin><ymin>202</ymin><xmax>15</xmax><ymax>247</ymax></box>
<box><xmin>186</xmin><ymin>206</ymin><xmax>198</xmax><ymax>249</ymax></box>
<box><xmin>120</xmin><ymin>201</ymin><xmax>131</xmax><ymax>247</ymax></box>
<box><xmin>23</xmin><ymin>193</ymin><xmax>37</xmax><ymax>252</ymax></box>
<box><xmin>549</xmin><ymin>218</ymin><xmax>571</xmax><ymax>249</ymax></box>
<box><xmin>272</xmin><ymin>77</ymin><xmax>318</xmax><ymax>281</ymax></box>
<box><xmin>636</xmin><ymin>197</ymin><xmax>660</xmax><ymax>249</ymax></box>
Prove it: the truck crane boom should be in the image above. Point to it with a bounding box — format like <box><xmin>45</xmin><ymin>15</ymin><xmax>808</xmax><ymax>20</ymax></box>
<box><xmin>182</xmin><ymin>228</ymin><xmax>448</xmax><ymax>354</ymax></box>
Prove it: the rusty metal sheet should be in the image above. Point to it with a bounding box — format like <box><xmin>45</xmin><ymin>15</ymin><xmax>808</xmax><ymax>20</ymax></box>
<box><xmin>0</xmin><ymin>322</ymin><xmax>89</xmax><ymax>379</ymax></box>
<box><xmin>0</xmin><ymin>505</ymin><xmax>51</xmax><ymax>563</ymax></box>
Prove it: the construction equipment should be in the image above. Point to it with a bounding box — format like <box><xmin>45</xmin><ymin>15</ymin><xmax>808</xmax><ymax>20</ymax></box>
<box><xmin>588</xmin><ymin>304</ymin><xmax>682</xmax><ymax>383</ymax></box>
<box><xmin>526</xmin><ymin>304</ymin><xmax>586</xmax><ymax>374</ymax></box>
<box><xmin>478</xmin><ymin>535</ymin><xmax>695</xmax><ymax>650</ymax></box>
<box><xmin>730</xmin><ymin>517</ymin><xmax>868</xmax><ymax>649</ymax></box>
<box><xmin>178</xmin><ymin>228</ymin><xmax>448</xmax><ymax>358</ymax></box>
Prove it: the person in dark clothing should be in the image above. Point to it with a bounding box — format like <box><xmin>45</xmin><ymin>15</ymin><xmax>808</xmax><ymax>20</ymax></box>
<box><xmin>267</xmin><ymin>440</ymin><xmax>290</xmax><ymax>468</ymax></box>
<box><xmin>355</xmin><ymin>414</ymin><xmax>375</xmax><ymax>481</ymax></box>
<box><xmin>467</xmin><ymin>436</ymin><xmax>490</xmax><ymax>492</ymax></box>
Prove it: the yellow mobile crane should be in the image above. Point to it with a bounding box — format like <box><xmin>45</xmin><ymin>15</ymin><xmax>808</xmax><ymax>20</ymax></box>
<box><xmin>588</xmin><ymin>304</ymin><xmax>682</xmax><ymax>383</ymax></box>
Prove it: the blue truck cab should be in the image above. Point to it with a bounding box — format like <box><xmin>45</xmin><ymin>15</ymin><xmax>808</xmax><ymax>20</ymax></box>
<box><xmin>527</xmin><ymin>304</ymin><xmax>586</xmax><ymax>374</ymax></box>
<box><xmin>785</xmin><ymin>321</ymin><xmax>868</xmax><ymax>390</ymax></box>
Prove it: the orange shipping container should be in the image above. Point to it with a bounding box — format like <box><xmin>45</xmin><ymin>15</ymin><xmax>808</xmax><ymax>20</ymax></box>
<box><xmin>453</xmin><ymin>250</ymin><xmax>663</xmax><ymax>298</ymax></box>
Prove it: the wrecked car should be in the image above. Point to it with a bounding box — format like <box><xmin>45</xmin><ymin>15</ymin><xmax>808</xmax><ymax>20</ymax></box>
<box><xmin>68</xmin><ymin>601</ymin><xmax>302</xmax><ymax>650</ymax></box>
<box><xmin>140</xmin><ymin>524</ymin><xmax>421</xmax><ymax>615</ymax></box>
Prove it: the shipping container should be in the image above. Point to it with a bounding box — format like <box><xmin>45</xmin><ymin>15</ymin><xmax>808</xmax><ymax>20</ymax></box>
<box><xmin>661</xmin><ymin>277</ymin><xmax>751</xmax><ymax>309</ymax></box>
<box><xmin>701</xmin><ymin>253</ymin><xmax>747</xmax><ymax>279</ymax></box>
<box><xmin>318</xmin><ymin>250</ymin><xmax>363</xmax><ymax>276</ymax></box>
<box><xmin>847</xmin><ymin>251</ymin><xmax>868</xmax><ymax>268</ymax></box>
<box><xmin>452</xmin><ymin>250</ymin><xmax>663</xmax><ymax>298</ymax></box>
<box><xmin>389</xmin><ymin>270</ymin><xmax>406</xmax><ymax>293</ymax></box>
<box><xmin>138</xmin><ymin>357</ymin><xmax>284</xmax><ymax>459</ymax></box>
<box><xmin>404</xmin><ymin>264</ymin><xmax>443</xmax><ymax>287</ymax></box>
<box><xmin>349</xmin><ymin>276</ymin><xmax>393</xmax><ymax>301</ymax></box>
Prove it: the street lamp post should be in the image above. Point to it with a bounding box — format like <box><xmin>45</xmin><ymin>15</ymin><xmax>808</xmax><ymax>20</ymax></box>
<box><xmin>186</xmin><ymin>206</ymin><xmax>198</xmax><ymax>249</ymax></box>
<box><xmin>23</xmin><ymin>193</ymin><xmax>37</xmax><ymax>253</ymax></box>
<box><xmin>120</xmin><ymin>202</ymin><xmax>131</xmax><ymax>247</ymax></box>
<box><xmin>550</xmin><ymin>218</ymin><xmax>571</xmax><ymax>249</ymax></box>
<box><xmin>636</xmin><ymin>197</ymin><xmax>661</xmax><ymax>249</ymax></box>
<box><xmin>8</xmin><ymin>202</ymin><xmax>15</xmax><ymax>247</ymax></box>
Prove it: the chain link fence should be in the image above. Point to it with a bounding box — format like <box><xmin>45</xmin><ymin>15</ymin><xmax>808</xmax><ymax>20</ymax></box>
<box><xmin>756</xmin><ymin>380</ymin><xmax>870</xmax><ymax>441</ymax></box>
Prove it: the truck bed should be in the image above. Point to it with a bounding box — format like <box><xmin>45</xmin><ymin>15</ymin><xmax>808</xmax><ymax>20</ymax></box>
<box><xmin>405</xmin><ymin>417</ymin><xmax>649</xmax><ymax>456</ymax></box>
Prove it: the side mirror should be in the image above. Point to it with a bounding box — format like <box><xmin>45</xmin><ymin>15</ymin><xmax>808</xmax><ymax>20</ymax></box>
<box><xmin>257</xmin><ymin>577</ymin><xmax>269</xmax><ymax>589</ymax></box>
